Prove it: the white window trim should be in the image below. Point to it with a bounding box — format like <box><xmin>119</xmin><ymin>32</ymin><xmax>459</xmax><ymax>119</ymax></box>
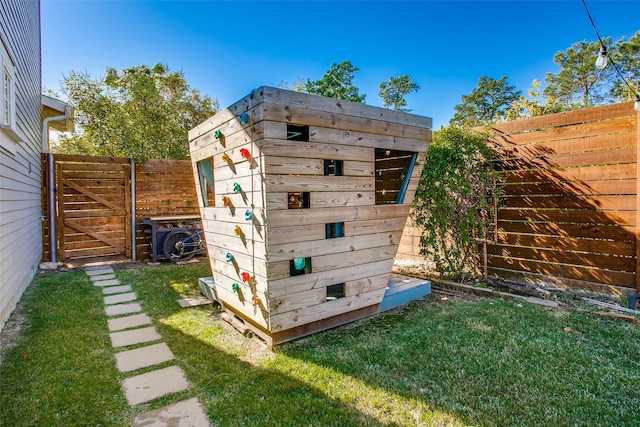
<box><xmin>0</xmin><ymin>38</ymin><xmax>20</xmax><ymax>155</ymax></box>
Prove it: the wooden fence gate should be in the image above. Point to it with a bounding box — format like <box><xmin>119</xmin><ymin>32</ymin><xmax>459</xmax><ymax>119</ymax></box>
<box><xmin>44</xmin><ymin>155</ymin><xmax>132</xmax><ymax>262</ymax></box>
<box><xmin>42</xmin><ymin>154</ymin><xmax>200</xmax><ymax>263</ymax></box>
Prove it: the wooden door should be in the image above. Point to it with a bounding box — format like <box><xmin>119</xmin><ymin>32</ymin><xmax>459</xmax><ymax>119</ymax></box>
<box><xmin>54</xmin><ymin>155</ymin><xmax>131</xmax><ymax>261</ymax></box>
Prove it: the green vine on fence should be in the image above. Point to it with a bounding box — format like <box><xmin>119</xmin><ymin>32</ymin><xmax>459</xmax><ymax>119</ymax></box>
<box><xmin>413</xmin><ymin>126</ymin><xmax>502</xmax><ymax>280</ymax></box>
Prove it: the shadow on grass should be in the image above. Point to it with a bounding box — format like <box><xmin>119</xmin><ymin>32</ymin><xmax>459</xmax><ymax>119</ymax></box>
<box><xmin>280</xmin><ymin>296</ymin><xmax>640</xmax><ymax>426</ymax></box>
<box><xmin>119</xmin><ymin>262</ymin><xmax>437</xmax><ymax>426</ymax></box>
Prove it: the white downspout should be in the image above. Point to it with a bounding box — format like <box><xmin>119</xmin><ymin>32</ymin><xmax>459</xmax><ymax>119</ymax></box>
<box><xmin>42</xmin><ymin>106</ymin><xmax>72</xmax><ymax>263</ymax></box>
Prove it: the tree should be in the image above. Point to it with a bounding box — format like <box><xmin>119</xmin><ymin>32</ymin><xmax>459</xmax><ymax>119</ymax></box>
<box><xmin>55</xmin><ymin>63</ymin><xmax>218</xmax><ymax>162</ymax></box>
<box><xmin>378</xmin><ymin>74</ymin><xmax>419</xmax><ymax>112</ymax></box>
<box><xmin>506</xmin><ymin>79</ymin><xmax>564</xmax><ymax>121</ymax></box>
<box><xmin>304</xmin><ymin>60</ymin><xmax>366</xmax><ymax>102</ymax></box>
<box><xmin>543</xmin><ymin>39</ymin><xmax>612</xmax><ymax>109</ymax></box>
<box><xmin>608</xmin><ymin>31</ymin><xmax>640</xmax><ymax>102</ymax></box>
<box><xmin>413</xmin><ymin>126</ymin><xmax>501</xmax><ymax>279</ymax></box>
<box><xmin>450</xmin><ymin>76</ymin><xmax>522</xmax><ymax>127</ymax></box>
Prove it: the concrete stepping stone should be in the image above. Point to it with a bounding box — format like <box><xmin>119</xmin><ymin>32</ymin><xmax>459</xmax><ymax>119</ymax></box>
<box><xmin>93</xmin><ymin>279</ymin><xmax>120</xmax><ymax>287</ymax></box>
<box><xmin>115</xmin><ymin>342</ymin><xmax>175</xmax><ymax>373</ymax></box>
<box><xmin>90</xmin><ymin>273</ymin><xmax>116</xmax><ymax>281</ymax></box>
<box><xmin>86</xmin><ymin>267</ymin><xmax>114</xmax><ymax>276</ymax></box>
<box><xmin>104</xmin><ymin>292</ymin><xmax>137</xmax><ymax>305</ymax></box>
<box><xmin>102</xmin><ymin>285</ymin><xmax>132</xmax><ymax>295</ymax></box>
<box><xmin>110</xmin><ymin>326</ymin><xmax>162</xmax><ymax>347</ymax></box>
<box><xmin>132</xmin><ymin>397</ymin><xmax>210</xmax><ymax>426</ymax></box>
<box><xmin>122</xmin><ymin>365</ymin><xmax>191</xmax><ymax>405</ymax></box>
<box><xmin>108</xmin><ymin>313</ymin><xmax>152</xmax><ymax>331</ymax></box>
<box><xmin>105</xmin><ymin>302</ymin><xmax>142</xmax><ymax>317</ymax></box>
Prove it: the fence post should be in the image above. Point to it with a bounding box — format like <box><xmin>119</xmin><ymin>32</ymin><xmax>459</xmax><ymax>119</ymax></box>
<box><xmin>130</xmin><ymin>159</ymin><xmax>136</xmax><ymax>262</ymax></box>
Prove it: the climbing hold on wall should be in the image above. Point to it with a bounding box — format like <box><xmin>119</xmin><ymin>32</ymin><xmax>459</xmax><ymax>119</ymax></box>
<box><xmin>222</xmin><ymin>196</ymin><xmax>231</xmax><ymax>207</ymax></box>
<box><xmin>234</xmin><ymin>225</ymin><xmax>243</xmax><ymax>236</ymax></box>
<box><xmin>239</xmin><ymin>148</ymin><xmax>251</xmax><ymax>159</ymax></box>
<box><xmin>252</xmin><ymin>295</ymin><xmax>261</xmax><ymax>306</ymax></box>
<box><xmin>222</xmin><ymin>153</ymin><xmax>231</xmax><ymax>163</ymax></box>
<box><xmin>233</xmin><ymin>182</ymin><xmax>241</xmax><ymax>193</ymax></box>
<box><xmin>239</xmin><ymin>112</ymin><xmax>249</xmax><ymax>124</ymax></box>
<box><xmin>214</xmin><ymin>130</ymin><xmax>222</xmax><ymax>139</ymax></box>
<box><xmin>244</xmin><ymin>210</ymin><xmax>252</xmax><ymax>221</ymax></box>
<box><xmin>226</xmin><ymin>252</ymin><xmax>234</xmax><ymax>262</ymax></box>
<box><xmin>241</xmin><ymin>272</ymin><xmax>251</xmax><ymax>283</ymax></box>
<box><xmin>232</xmin><ymin>282</ymin><xmax>239</xmax><ymax>293</ymax></box>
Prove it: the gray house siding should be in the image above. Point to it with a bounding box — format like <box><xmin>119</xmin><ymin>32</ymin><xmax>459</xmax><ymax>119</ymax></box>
<box><xmin>0</xmin><ymin>0</ymin><xmax>42</xmax><ymax>331</ymax></box>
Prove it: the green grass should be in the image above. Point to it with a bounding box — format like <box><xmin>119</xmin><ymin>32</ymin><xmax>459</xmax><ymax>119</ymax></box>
<box><xmin>2</xmin><ymin>261</ymin><xmax>640</xmax><ymax>426</ymax></box>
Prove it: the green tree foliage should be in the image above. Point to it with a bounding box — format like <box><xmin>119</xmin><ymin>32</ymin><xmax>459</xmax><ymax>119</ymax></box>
<box><xmin>450</xmin><ymin>76</ymin><xmax>521</xmax><ymax>127</ymax></box>
<box><xmin>304</xmin><ymin>60</ymin><xmax>366</xmax><ymax>103</ymax></box>
<box><xmin>506</xmin><ymin>79</ymin><xmax>564</xmax><ymax>121</ymax></box>
<box><xmin>609</xmin><ymin>31</ymin><xmax>640</xmax><ymax>101</ymax></box>
<box><xmin>55</xmin><ymin>63</ymin><xmax>218</xmax><ymax>162</ymax></box>
<box><xmin>413</xmin><ymin>126</ymin><xmax>501</xmax><ymax>279</ymax></box>
<box><xmin>543</xmin><ymin>39</ymin><xmax>612</xmax><ymax>109</ymax></box>
<box><xmin>378</xmin><ymin>74</ymin><xmax>419</xmax><ymax>112</ymax></box>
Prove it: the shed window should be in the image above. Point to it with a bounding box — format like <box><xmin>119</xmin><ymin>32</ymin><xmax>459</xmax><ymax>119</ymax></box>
<box><xmin>290</xmin><ymin>257</ymin><xmax>312</xmax><ymax>276</ymax></box>
<box><xmin>287</xmin><ymin>124</ymin><xmax>309</xmax><ymax>141</ymax></box>
<box><xmin>326</xmin><ymin>283</ymin><xmax>345</xmax><ymax>300</ymax></box>
<box><xmin>325</xmin><ymin>222</ymin><xmax>344</xmax><ymax>239</ymax></box>
<box><xmin>324</xmin><ymin>159</ymin><xmax>343</xmax><ymax>176</ymax></box>
<box><xmin>0</xmin><ymin>39</ymin><xmax>17</xmax><ymax>153</ymax></box>
<box><xmin>375</xmin><ymin>149</ymin><xmax>417</xmax><ymax>205</ymax></box>
<box><xmin>288</xmin><ymin>192</ymin><xmax>310</xmax><ymax>209</ymax></box>
<box><xmin>197</xmin><ymin>157</ymin><xmax>215</xmax><ymax>207</ymax></box>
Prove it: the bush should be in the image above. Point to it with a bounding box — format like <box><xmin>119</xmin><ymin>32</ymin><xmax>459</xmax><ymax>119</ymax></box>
<box><xmin>413</xmin><ymin>126</ymin><xmax>501</xmax><ymax>280</ymax></box>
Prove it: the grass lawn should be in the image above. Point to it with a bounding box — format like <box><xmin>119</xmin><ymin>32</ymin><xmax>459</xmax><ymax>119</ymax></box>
<box><xmin>1</xmin><ymin>261</ymin><xmax>639</xmax><ymax>426</ymax></box>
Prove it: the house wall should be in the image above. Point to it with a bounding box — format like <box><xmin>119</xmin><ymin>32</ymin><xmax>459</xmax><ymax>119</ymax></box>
<box><xmin>0</xmin><ymin>0</ymin><xmax>42</xmax><ymax>331</ymax></box>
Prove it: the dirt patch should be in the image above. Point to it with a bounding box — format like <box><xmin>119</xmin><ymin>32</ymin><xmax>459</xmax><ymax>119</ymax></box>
<box><xmin>0</xmin><ymin>300</ymin><xmax>28</xmax><ymax>365</ymax></box>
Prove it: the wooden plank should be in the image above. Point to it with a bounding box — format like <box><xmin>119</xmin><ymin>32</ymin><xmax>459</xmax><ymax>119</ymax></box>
<box><xmin>63</xmin><ymin>219</ymin><xmax>123</xmax><ymax>248</ymax></box>
<box><xmin>496</xmin><ymin>147</ymin><xmax>636</xmax><ymax>171</ymax></box>
<box><xmin>266</xmin><ymin>231</ymin><xmax>403</xmax><ymax>262</ymax></box>
<box><xmin>636</xmin><ymin>110</ymin><xmax>640</xmax><ymax>290</ymax></box>
<box><xmin>488</xmin><ymin>244</ymin><xmax>635</xmax><ymax>273</ymax></box>
<box><xmin>498</xmin><ymin>208</ymin><xmax>636</xmax><ymax>227</ymax></box>
<box><xmin>269</xmin><ymin>288</ymin><xmax>326</xmax><ymax>315</ymax></box>
<box><xmin>309</xmin><ymin>126</ymin><xmax>429</xmax><ymax>152</ymax></box>
<box><xmin>497</xmin><ymin>220</ymin><xmax>635</xmax><ymax>241</ymax></box>
<box><xmin>189</xmin><ymin>89</ymin><xmax>264</xmax><ymax>140</ymax></box>
<box><xmin>266</xmin><ymin>204</ymin><xmax>410</xmax><ymax>228</ymax></box>
<box><xmin>502</xmin><ymin>180</ymin><xmax>637</xmax><ymax>196</ymax></box>
<box><xmin>62</xmin><ymin>179</ymin><xmax>125</xmax><ymax>212</ymax></box>
<box><xmin>270</xmin><ymin>288</ymin><xmax>386</xmax><ymax>332</ymax></box>
<box><xmin>488</xmin><ymin>101</ymin><xmax>635</xmax><ymax>135</ymax></box>
<box><xmin>54</xmin><ymin>154</ymin><xmax>130</xmax><ymax>164</ymax></box>
<box><xmin>488</xmin><ymin>255</ymin><xmax>635</xmax><ymax>288</ymax></box>
<box><xmin>214</xmin><ymin>286</ymin><xmax>270</xmax><ymax>330</ymax></box>
<box><xmin>502</xmin><ymin>163</ymin><xmax>636</xmax><ymax>183</ymax></box>
<box><xmin>497</xmin><ymin>132</ymin><xmax>636</xmax><ymax>157</ymax></box>
<box><xmin>268</xmin><ymin>259</ymin><xmax>394</xmax><ymax>297</ymax></box>
<box><xmin>492</xmin><ymin>116</ymin><xmax>636</xmax><ymax>147</ymax></box>
<box><xmin>266</xmin><ymin>223</ymin><xmax>325</xmax><ymax>245</ymax></box>
<box><xmin>256</xmin><ymin>139</ymin><xmax>374</xmax><ymax>163</ymax></box>
<box><xmin>190</xmin><ymin>121</ymin><xmax>265</xmax><ymax>162</ymax></box>
<box><xmin>501</xmin><ymin>194</ymin><xmax>636</xmax><ymax>211</ymax></box>
<box><xmin>262</xmin><ymin>86</ymin><xmax>432</xmax><ymax>129</ymax></box>
<box><xmin>495</xmin><ymin>232</ymin><xmax>635</xmax><ymax>257</ymax></box>
<box><xmin>345</xmin><ymin>273</ymin><xmax>390</xmax><ymax>297</ymax></box>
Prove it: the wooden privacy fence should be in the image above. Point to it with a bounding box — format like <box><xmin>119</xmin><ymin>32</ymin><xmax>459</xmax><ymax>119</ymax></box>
<box><xmin>42</xmin><ymin>154</ymin><xmax>199</xmax><ymax>262</ymax></box>
<box><xmin>397</xmin><ymin>101</ymin><xmax>639</xmax><ymax>294</ymax></box>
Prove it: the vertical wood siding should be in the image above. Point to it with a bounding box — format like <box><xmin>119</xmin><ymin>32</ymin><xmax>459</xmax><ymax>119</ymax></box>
<box><xmin>0</xmin><ymin>0</ymin><xmax>42</xmax><ymax>331</ymax></box>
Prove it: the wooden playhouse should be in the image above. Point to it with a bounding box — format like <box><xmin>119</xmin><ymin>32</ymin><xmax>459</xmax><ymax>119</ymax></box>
<box><xmin>188</xmin><ymin>86</ymin><xmax>431</xmax><ymax>345</ymax></box>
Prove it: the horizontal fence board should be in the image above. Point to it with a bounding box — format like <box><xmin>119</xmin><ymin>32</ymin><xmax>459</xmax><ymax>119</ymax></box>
<box><xmin>496</xmin><ymin>232</ymin><xmax>635</xmax><ymax>257</ymax></box>
<box><xmin>497</xmin><ymin>220</ymin><xmax>635</xmax><ymax>241</ymax></box>
<box><xmin>503</xmin><ymin>163</ymin><xmax>637</xmax><ymax>183</ymax></box>
<box><xmin>496</xmin><ymin>147</ymin><xmax>636</xmax><ymax>171</ymax></box>
<box><xmin>501</xmin><ymin>194</ymin><xmax>636</xmax><ymax>211</ymax></box>
<box><xmin>499</xmin><ymin>208</ymin><xmax>636</xmax><ymax>226</ymax></box>
<box><xmin>502</xmin><ymin>180</ymin><xmax>637</xmax><ymax>196</ymax></box>
<box><xmin>499</xmin><ymin>132</ymin><xmax>636</xmax><ymax>157</ymax></box>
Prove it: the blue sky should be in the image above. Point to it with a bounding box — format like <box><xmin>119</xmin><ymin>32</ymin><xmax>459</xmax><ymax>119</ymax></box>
<box><xmin>41</xmin><ymin>1</ymin><xmax>640</xmax><ymax>129</ymax></box>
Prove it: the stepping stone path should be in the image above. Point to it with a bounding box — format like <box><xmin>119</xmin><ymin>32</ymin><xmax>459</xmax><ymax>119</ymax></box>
<box><xmin>85</xmin><ymin>265</ymin><xmax>210</xmax><ymax>426</ymax></box>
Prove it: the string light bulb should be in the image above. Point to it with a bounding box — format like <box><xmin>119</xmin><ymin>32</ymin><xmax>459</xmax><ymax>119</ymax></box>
<box><xmin>595</xmin><ymin>45</ymin><xmax>608</xmax><ymax>70</ymax></box>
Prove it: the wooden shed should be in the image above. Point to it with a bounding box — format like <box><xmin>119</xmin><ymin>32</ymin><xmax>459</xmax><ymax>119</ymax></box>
<box><xmin>188</xmin><ymin>86</ymin><xmax>431</xmax><ymax>345</ymax></box>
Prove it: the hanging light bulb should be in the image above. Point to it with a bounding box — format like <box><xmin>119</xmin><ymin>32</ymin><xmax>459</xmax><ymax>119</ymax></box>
<box><xmin>595</xmin><ymin>45</ymin><xmax>608</xmax><ymax>70</ymax></box>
